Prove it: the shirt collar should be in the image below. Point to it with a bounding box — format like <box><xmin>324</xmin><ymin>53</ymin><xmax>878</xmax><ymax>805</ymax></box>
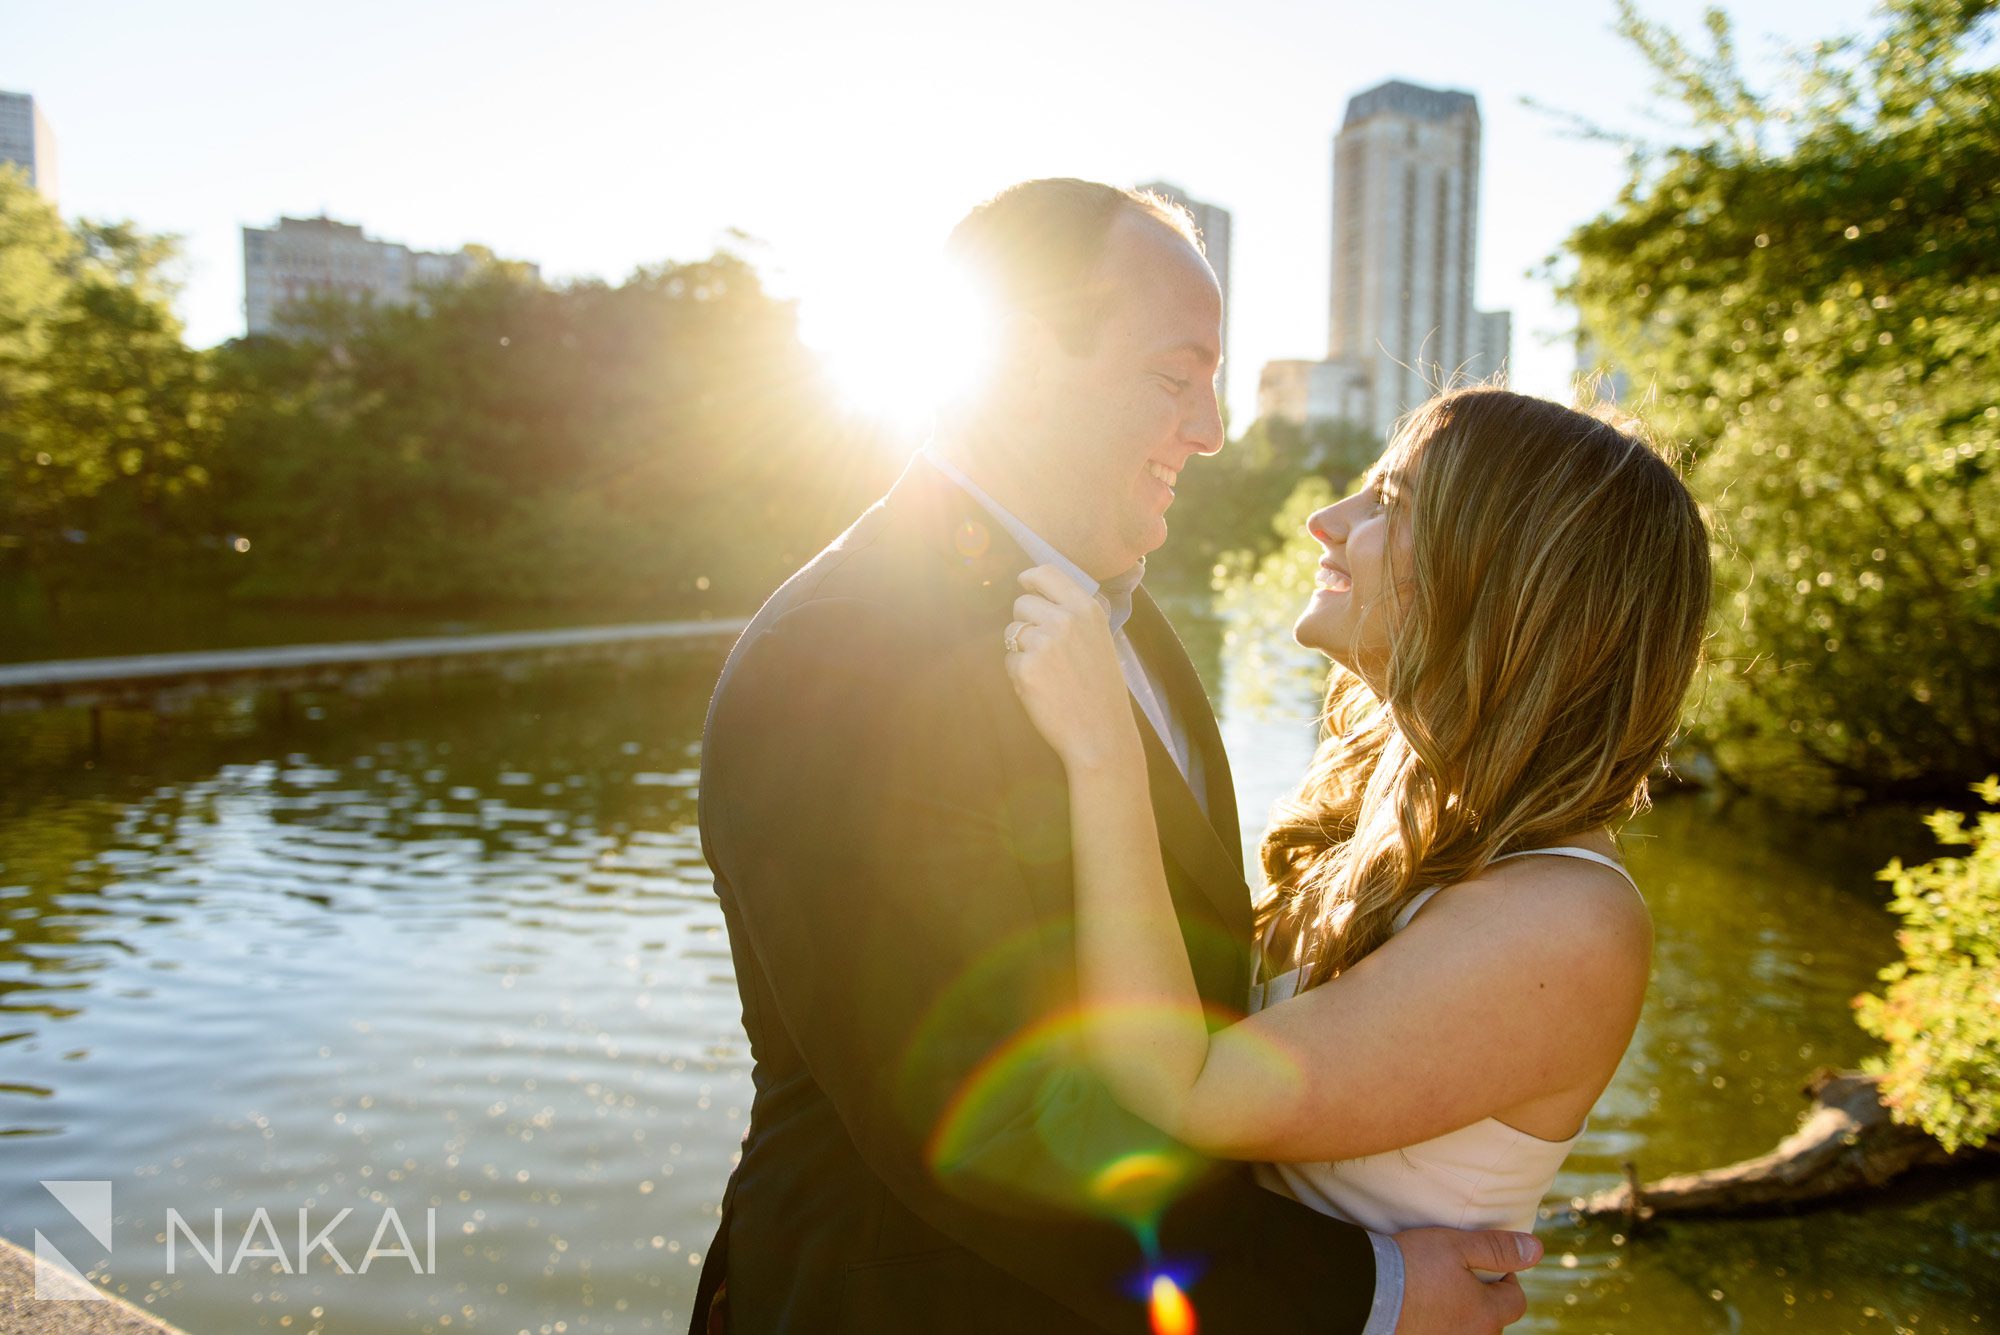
<box><xmin>921</xmin><ymin>448</ymin><xmax>1143</xmax><ymax>635</ymax></box>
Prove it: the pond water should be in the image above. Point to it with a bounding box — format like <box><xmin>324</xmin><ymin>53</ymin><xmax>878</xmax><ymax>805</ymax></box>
<box><xmin>0</xmin><ymin>619</ymin><xmax>1993</xmax><ymax>1333</ymax></box>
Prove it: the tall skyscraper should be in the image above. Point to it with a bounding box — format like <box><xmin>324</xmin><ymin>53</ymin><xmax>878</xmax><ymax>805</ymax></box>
<box><xmin>1138</xmin><ymin>181</ymin><xmax>1232</xmax><ymax>414</ymax></box>
<box><xmin>0</xmin><ymin>91</ymin><xmax>59</xmax><ymax>205</ymax></box>
<box><xmin>1575</xmin><ymin>330</ymin><xmax>1632</xmax><ymax>405</ymax></box>
<box><xmin>1471</xmin><ymin>309</ymin><xmax>1512</xmax><ymax>385</ymax></box>
<box><xmin>1257</xmin><ymin>358</ymin><xmax>1368</xmax><ymax>428</ymax></box>
<box><xmin>1326</xmin><ymin>79</ymin><xmax>1508</xmax><ymax>438</ymax></box>
<box><xmin>243</xmin><ymin>215</ymin><xmax>539</xmax><ymax>336</ymax></box>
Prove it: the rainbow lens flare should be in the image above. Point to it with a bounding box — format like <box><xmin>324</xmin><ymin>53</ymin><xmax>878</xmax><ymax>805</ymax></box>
<box><xmin>890</xmin><ymin>917</ymin><xmax>1272</xmax><ymax>1333</ymax></box>
<box><xmin>953</xmin><ymin>518</ymin><xmax>991</xmax><ymax>559</ymax></box>
<box><xmin>1089</xmin><ymin>1150</ymin><xmax>1198</xmax><ymax>1233</ymax></box>
<box><xmin>1148</xmin><ymin>1273</ymin><xmax>1198</xmax><ymax>1335</ymax></box>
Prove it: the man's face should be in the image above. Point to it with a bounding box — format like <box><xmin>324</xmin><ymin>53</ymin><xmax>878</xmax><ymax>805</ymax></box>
<box><xmin>1017</xmin><ymin>213</ymin><xmax>1224</xmax><ymax>578</ymax></box>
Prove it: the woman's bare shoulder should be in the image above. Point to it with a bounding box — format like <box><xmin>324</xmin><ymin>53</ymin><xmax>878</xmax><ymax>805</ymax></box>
<box><xmin>1409</xmin><ymin>852</ymin><xmax>1653</xmax><ymax>975</ymax></box>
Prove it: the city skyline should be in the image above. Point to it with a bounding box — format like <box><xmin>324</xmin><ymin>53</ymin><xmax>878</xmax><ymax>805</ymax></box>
<box><xmin>1259</xmin><ymin>78</ymin><xmax>1512</xmax><ymax>434</ymax></box>
<box><xmin>6</xmin><ymin>0</ymin><xmax>1878</xmax><ymax>425</ymax></box>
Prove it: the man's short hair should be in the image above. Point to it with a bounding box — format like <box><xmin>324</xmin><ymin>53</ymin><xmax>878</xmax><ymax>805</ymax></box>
<box><xmin>944</xmin><ymin>179</ymin><xmax>1204</xmax><ymax>353</ymax></box>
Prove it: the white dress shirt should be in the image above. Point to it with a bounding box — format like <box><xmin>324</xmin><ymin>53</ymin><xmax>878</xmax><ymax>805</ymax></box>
<box><xmin>920</xmin><ymin>449</ymin><xmax>1204</xmax><ymax>806</ymax></box>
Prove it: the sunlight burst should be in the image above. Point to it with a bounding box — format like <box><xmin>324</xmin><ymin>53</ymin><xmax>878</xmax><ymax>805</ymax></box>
<box><xmin>797</xmin><ymin>255</ymin><xmax>993</xmax><ymax>435</ymax></box>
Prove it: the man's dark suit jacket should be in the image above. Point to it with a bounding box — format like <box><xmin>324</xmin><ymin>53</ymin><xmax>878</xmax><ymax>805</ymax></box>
<box><xmin>690</xmin><ymin>459</ymin><xmax>1379</xmax><ymax>1332</ymax></box>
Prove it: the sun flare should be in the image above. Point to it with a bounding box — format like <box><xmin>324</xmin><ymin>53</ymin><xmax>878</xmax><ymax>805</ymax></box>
<box><xmin>796</xmin><ymin>255</ymin><xmax>993</xmax><ymax>434</ymax></box>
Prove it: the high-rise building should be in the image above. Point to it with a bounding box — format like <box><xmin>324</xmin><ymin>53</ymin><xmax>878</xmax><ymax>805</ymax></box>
<box><xmin>1257</xmin><ymin>359</ymin><xmax>1369</xmax><ymax>428</ymax></box>
<box><xmin>0</xmin><ymin>91</ymin><xmax>59</xmax><ymax>205</ymax></box>
<box><xmin>242</xmin><ymin>215</ymin><xmax>539</xmax><ymax>336</ymax></box>
<box><xmin>1575</xmin><ymin>331</ymin><xmax>1632</xmax><ymax>405</ymax></box>
<box><xmin>1470</xmin><ymin>309</ymin><xmax>1512</xmax><ymax>385</ymax></box>
<box><xmin>1138</xmin><ymin>180</ymin><xmax>1232</xmax><ymax>414</ymax></box>
<box><xmin>1327</xmin><ymin>79</ymin><xmax>1508</xmax><ymax>437</ymax></box>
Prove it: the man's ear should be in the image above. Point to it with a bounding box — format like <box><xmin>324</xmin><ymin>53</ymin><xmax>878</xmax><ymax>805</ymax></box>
<box><xmin>989</xmin><ymin>310</ymin><xmax>1067</xmax><ymax>432</ymax></box>
<box><xmin>990</xmin><ymin>311</ymin><xmax>1049</xmax><ymax>390</ymax></box>
<box><xmin>948</xmin><ymin>310</ymin><xmax>1060</xmax><ymax>433</ymax></box>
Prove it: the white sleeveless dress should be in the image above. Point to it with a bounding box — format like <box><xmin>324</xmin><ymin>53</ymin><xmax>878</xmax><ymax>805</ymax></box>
<box><xmin>1247</xmin><ymin>846</ymin><xmax>1639</xmax><ymax>1235</ymax></box>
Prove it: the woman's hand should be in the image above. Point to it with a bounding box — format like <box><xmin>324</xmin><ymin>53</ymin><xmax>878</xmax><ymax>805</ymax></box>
<box><xmin>1003</xmin><ymin>565</ymin><xmax>1146</xmax><ymax>773</ymax></box>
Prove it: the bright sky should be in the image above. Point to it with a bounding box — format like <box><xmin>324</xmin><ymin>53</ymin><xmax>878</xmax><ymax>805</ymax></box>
<box><xmin>9</xmin><ymin>0</ymin><xmax>1877</xmax><ymax>424</ymax></box>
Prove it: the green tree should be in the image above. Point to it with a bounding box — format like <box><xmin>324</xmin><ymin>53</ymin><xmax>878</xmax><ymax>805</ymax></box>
<box><xmin>1151</xmin><ymin>414</ymin><xmax>1379</xmax><ymax>592</ymax></box>
<box><xmin>1209</xmin><ymin>473</ymin><xmax>1342</xmax><ymax>713</ymax></box>
<box><xmin>210</xmin><ymin>251</ymin><xmax>889</xmax><ymax>610</ymax></box>
<box><xmin>0</xmin><ymin>165</ymin><xmax>74</xmax><ymax>403</ymax></box>
<box><xmin>1557</xmin><ymin>0</ymin><xmax>2000</xmax><ymax>803</ymax></box>
<box><xmin>0</xmin><ymin>173</ymin><xmax>223</xmax><ymax>612</ymax></box>
<box><xmin>1855</xmin><ymin>776</ymin><xmax>2000</xmax><ymax>1152</ymax></box>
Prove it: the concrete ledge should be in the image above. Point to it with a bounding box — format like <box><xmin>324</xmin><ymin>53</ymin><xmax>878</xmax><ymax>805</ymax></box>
<box><xmin>0</xmin><ymin>616</ymin><xmax>749</xmax><ymax>714</ymax></box>
<box><xmin>0</xmin><ymin>1237</ymin><xmax>191</xmax><ymax>1334</ymax></box>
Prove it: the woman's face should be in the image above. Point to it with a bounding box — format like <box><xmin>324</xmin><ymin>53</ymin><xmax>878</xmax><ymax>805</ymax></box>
<box><xmin>1293</xmin><ymin>462</ymin><xmax>1416</xmax><ymax>684</ymax></box>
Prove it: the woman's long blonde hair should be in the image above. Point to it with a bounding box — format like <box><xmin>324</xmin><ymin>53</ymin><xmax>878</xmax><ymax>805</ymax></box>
<box><xmin>1258</xmin><ymin>387</ymin><xmax>1711</xmax><ymax>987</ymax></box>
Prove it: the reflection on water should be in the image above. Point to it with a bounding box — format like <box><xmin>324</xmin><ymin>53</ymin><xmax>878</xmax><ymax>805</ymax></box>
<box><xmin>0</xmin><ymin>657</ymin><xmax>749</xmax><ymax>1332</ymax></box>
<box><xmin>0</xmin><ymin>628</ymin><xmax>1994</xmax><ymax>1333</ymax></box>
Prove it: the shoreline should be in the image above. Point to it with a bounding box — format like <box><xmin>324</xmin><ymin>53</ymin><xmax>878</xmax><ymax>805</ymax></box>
<box><xmin>0</xmin><ymin>1236</ymin><xmax>193</xmax><ymax>1335</ymax></box>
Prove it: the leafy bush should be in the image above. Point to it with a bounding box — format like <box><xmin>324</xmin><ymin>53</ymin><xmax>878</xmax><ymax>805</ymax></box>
<box><xmin>1854</xmin><ymin>777</ymin><xmax>2000</xmax><ymax>1152</ymax></box>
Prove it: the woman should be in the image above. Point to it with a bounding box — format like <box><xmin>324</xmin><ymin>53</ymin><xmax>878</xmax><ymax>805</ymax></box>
<box><xmin>1003</xmin><ymin>386</ymin><xmax>1710</xmax><ymax>1235</ymax></box>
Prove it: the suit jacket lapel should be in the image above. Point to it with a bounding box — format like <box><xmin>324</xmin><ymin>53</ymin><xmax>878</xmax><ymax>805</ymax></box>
<box><xmin>892</xmin><ymin>460</ymin><xmax>1255</xmax><ymax>976</ymax></box>
<box><xmin>1121</xmin><ymin>591</ymin><xmax>1251</xmax><ymax>944</ymax></box>
<box><xmin>896</xmin><ymin>461</ymin><xmax>1090</xmax><ymax>910</ymax></box>
<box><xmin>1124</xmin><ymin>586</ymin><xmax>1242</xmax><ymax>849</ymax></box>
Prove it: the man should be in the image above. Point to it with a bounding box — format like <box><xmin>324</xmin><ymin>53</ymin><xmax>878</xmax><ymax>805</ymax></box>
<box><xmin>692</xmin><ymin>179</ymin><xmax>1539</xmax><ymax>1333</ymax></box>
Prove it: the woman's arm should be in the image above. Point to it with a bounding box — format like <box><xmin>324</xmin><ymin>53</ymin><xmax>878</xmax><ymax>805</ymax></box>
<box><xmin>1064</xmin><ymin>748</ymin><xmax>1257</xmax><ymax>1136</ymax></box>
<box><xmin>1140</xmin><ymin>866</ymin><xmax>1650</xmax><ymax>1161</ymax></box>
<box><xmin>1007</xmin><ymin>565</ymin><xmax>1653</xmax><ymax>1163</ymax></box>
<box><xmin>1003</xmin><ymin>566</ymin><xmax>1221</xmax><ymax>1136</ymax></box>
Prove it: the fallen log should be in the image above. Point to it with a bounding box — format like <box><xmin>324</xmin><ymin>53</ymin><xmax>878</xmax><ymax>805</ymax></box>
<box><xmin>1567</xmin><ymin>1068</ymin><xmax>2000</xmax><ymax>1223</ymax></box>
